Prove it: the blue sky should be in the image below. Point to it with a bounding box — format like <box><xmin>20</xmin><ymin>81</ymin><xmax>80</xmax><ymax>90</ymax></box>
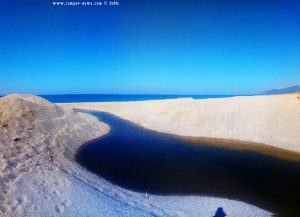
<box><xmin>0</xmin><ymin>0</ymin><xmax>299</xmax><ymax>94</ymax></box>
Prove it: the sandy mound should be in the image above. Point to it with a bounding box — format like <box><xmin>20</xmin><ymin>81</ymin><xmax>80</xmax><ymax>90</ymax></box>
<box><xmin>0</xmin><ymin>94</ymin><xmax>109</xmax><ymax>216</ymax></box>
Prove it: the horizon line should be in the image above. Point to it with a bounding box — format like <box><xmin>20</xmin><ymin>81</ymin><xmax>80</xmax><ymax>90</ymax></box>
<box><xmin>0</xmin><ymin>93</ymin><xmax>253</xmax><ymax>97</ymax></box>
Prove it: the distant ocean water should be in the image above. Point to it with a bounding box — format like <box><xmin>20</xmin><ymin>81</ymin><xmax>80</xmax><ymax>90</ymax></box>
<box><xmin>39</xmin><ymin>94</ymin><xmax>241</xmax><ymax>103</ymax></box>
<box><xmin>0</xmin><ymin>94</ymin><xmax>243</xmax><ymax>103</ymax></box>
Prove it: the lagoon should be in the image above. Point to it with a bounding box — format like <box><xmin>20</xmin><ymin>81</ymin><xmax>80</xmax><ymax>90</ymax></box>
<box><xmin>76</xmin><ymin>111</ymin><xmax>300</xmax><ymax>216</ymax></box>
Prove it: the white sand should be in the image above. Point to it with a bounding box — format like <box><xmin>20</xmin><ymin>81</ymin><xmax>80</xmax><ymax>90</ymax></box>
<box><xmin>62</xmin><ymin>93</ymin><xmax>300</xmax><ymax>154</ymax></box>
<box><xmin>0</xmin><ymin>94</ymin><xmax>273</xmax><ymax>216</ymax></box>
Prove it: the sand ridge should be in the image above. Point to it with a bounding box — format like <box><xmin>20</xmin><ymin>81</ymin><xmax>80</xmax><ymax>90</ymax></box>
<box><xmin>62</xmin><ymin>93</ymin><xmax>300</xmax><ymax>154</ymax></box>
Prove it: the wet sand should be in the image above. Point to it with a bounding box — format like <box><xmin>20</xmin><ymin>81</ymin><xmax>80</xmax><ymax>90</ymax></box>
<box><xmin>185</xmin><ymin>137</ymin><xmax>300</xmax><ymax>162</ymax></box>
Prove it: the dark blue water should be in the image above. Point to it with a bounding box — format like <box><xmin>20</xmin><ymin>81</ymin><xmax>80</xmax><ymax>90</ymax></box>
<box><xmin>76</xmin><ymin>111</ymin><xmax>300</xmax><ymax>216</ymax></box>
<box><xmin>38</xmin><ymin>94</ymin><xmax>241</xmax><ymax>103</ymax></box>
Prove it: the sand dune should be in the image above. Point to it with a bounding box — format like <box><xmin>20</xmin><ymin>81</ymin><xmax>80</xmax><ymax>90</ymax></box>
<box><xmin>0</xmin><ymin>94</ymin><xmax>111</xmax><ymax>216</ymax></box>
<box><xmin>62</xmin><ymin>93</ymin><xmax>300</xmax><ymax>154</ymax></box>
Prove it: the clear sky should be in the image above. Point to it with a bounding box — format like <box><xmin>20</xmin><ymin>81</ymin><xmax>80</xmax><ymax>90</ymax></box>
<box><xmin>0</xmin><ymin>0</ymin><xmax>299</xmax><ymax>95</ymax></box>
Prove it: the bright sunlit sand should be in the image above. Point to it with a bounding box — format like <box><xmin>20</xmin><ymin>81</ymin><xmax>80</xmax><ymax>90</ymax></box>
<box><xmin>62</xmin><ymin>93</ymin><xmax>300</xmax><ymax>158</ymax></box>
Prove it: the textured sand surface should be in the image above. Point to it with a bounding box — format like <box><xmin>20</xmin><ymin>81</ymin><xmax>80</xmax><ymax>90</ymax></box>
<box><xmin>62</xmin><ymin>93</ymin><xmax>300</xmax><ymax>154</ymax></box>
<box><xmin>0</xmin><ymin>94</ymin><xmax>272</xmax><ymax>217</ymax></box>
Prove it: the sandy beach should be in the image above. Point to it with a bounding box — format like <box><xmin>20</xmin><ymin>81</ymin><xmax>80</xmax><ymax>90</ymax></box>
<box><xmin>0</xmin><ymin>94</ymin><xmax>273</xmax><ymax>216</ymax></box>
<box><xmin>2</xmin><ymin>0</ymin><xmax>299</xmax><ymax>215</ymax></box>
<box><xmin>62</xmin><ymin>93</ymin><xmax>300</xmax><ymax>156</ymax></box>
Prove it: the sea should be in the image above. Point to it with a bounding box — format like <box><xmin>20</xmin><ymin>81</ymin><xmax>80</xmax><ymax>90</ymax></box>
<box><xmin>35</xmin><ymin>94</ymin><xmax>241</xmax><ymax>103</ymax></box>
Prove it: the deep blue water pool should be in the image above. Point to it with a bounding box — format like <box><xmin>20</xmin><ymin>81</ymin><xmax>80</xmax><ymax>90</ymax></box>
<box><xmin>76</xmin><ymin>111</ymin><xmax>300</xmax><ymax>216</ymax></box>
